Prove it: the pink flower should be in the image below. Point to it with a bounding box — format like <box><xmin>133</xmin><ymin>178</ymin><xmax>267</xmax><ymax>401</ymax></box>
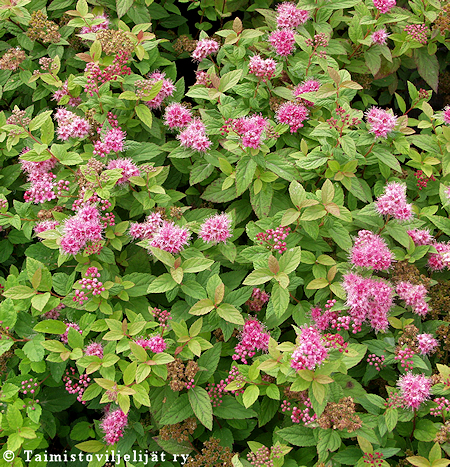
<box><xmin>397</xmin><ymin>373</ymin><xmax>431</xmax><ymax>410</ymax></box>
<box><xmin>276</xmin><ymin>2</ymin><xmax>309</xmax><ymax>29</ymax></box>
<box><xmin>246</xmin><ymin>288</ymin><xmax>270</xmax><ymax>312</ymax></box>
<box><xmin>34</xmin><ymin>220</ymin><xmax>59</xmax><ymax>235</ymax></box>
<box><xmin>231</xmin><ymin>114</ymin><xmax>269</xmax><ymax>149</ymax></box>
<box><xmin>343</xmin><ymin>273</ymin><xmax>393</xmax><ymax>333</ymax></box>
<box><xmin>404</xmin><ymin>24</ymin><xmax>428</xmax><ymax>44</ymax></box>
<box><xmin>407</xmin><ymin>229</ymin><xmax>433</xmax><ymax>246</ymax></box>
<box><xmin>192</xmin><ymin>39</ymin><xmax>220</xmax><ymax>62</ymax></box>
<box><xmin>148</xmin><ymin>336</ymin><xmax>166</xmax><ymax>353</ymax></box>
<box><xmin>248</xmin><ymin>55</ymin><xmax>277</xmax><ymax>81</ymax></box>
<box><xmin>290</xmin><ymin>326</ymin><xmax>328</xmax><ymax>371</ymax></box>
<box><xmin>177</xmin><ymin>118</ymin><xmax>211</xmax><ymax>152</ymax></box>
<box><xmin>106</xmin><ymin>158</ymin><xmax>140</xmax><ymax>185</ymax></box>
<box><xmin>145</xmin><ymin>71</ymin><xmax>175</xmax><ymax>109</ymax></box>
<box><xmin>275</xmin><ymin>102</ymin><xmax>309</xmax><ymax>133</ymax></box>
<box><xmin>396</xmin><ymin>281</ymin><xmax>428</xmax><ymax>316</ymax></box>
<box><xmin>268</xmin><ymin>29</ymin><xmax>296</xmax><ymax>57</ymax></box>
<box><xmin>365</xmin><ymin>107</ymin><xmax>397</xmax><ymax>138</ymax></box>
<box><xmin>80</xmin><ymin>14</ymin><xmax>109</xmax><ymax>34</ymax></box>
<box><xmin>443</xmin><ymin>106</ymin><xmax>450</xmax><ymax>125</ymax></box>
<box><xmin>52</xmin><ymin>80</ymin><xmax>82</xmax><ymax>107</ymax></box>
<box><xmin>294</xmin><ymin>79</ymin><xmax>320</xmax><ymax>106</ymax></box>
<box><xmin>101</xmin><ymin>408</ymin><xmax>128</xmax><ymax>445</ymax></box>
<box><xmin>54</xmin><ymin>108</ymin><xmax>91</xmax><ymax>141</ymax></box>
<box><xmin>24</xmin><ymin>172</ymin><xmax>57</xmax><ymax>204</ymax></box>
<box><xmin>129</xmin><ymin>213</ymin><xmax>163</xmax><ymax>240</ymax></box>
<box><xmin>164</xmin><ymin>103</ymin><xmax>192</xmax><ymax>129</ymax></box>
<box><xmin>233</xmin><ymin>318</ymin><xmax>270</xmax><ymax>364</ymax></box>
<box><xmin>375</xmin><ymin>182</ymin><xmax>413</xmax><ymax>221</ymax></box>
<box><xmin>61</xmin><ymin>322</ymin><xmax>82</xmax><ymax>344</ymax></box>
<box><xmin>350</xmin><ymin>230</ymin><xmax>393</xmax><ymax>271</ymax></box>
<box><xmin>371</xmin><ymin>29</ymin><xmax>390</xmax><ymax>45</ymax></box>
<box><xmin>149</xmin><ymin>221</ymin><xmax>190</xmax><ymax>254</ymax></box>
<box><xmin>417</xmin><ymin>333</ymin><xmax>438</xmax><ymax>355</ymax></box>
<box><xmin>373</xmin><ymin>0</ymin><xmax>396</xmax><ymax>14</ymax></box>
<box><xmin>93</xmin><ymin>127</ymin><xmax>126</xmax><ymax>157</ymax></box>
<box><xmin>85</xmin><ymin>342</ymin><xmax>104</xmax><ymax>358</ymax></box>
<box><xmin>199</xmin><ymin>213</ymin><xmax>232</xmax><ymax>244</ymax></box>
<box><xmin>428</xmin><ymin>242</ymin><xmax>450</xmax><ymax>271</ymax></box>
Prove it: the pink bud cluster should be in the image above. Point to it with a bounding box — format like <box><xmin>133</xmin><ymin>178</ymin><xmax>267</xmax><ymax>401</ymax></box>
<box><xmin>21</xmin><ymin>378</ymin><xmax>38</xmax><ymax>395</ymax></box>
<box><xmin>363</xmin><ymin>452</ymin><xmax>384</xmax><ymax>467</ymax></box>
<box><xmin>367</xmin><ymin>353</ymin><xmax>385</xmax><ymax>371</ymax></box>
<box><xmin>54</xmin><ymin>108</ymin><xmax>91</xmax><ymax>141</ymax></box>
<box><xmin>43</xmin><ymin>303</ymin><xmax>65</xmax><ymax>320</ymax></box>
<box><xmin>149</xmin><ymin>221</ymin><xmax>190</xmax><ymax>254</ymax></box>
<box><xmin>396</xmin><ymin>281</ymin><xmax>428</xmax><ymax>316</ymax></box>
<box><xmin>294</xmin><ymin>79</ymin><xmax>321</xmax><ymax>107</ymax></box>
<box><xmin>85</xmin><ymin>342</ymin><xmax>104</xmax><ymax>358</ymax></box>
<box><xmin>275</xmin><ymin>102</ymin><xmax>309</xmax><ymax>133</ymax></box>
<box><xmin>52</xmin><ymin>80</ymin><xmax>82</xmax><ymax>107</ymax></box>
<box><xmin>144</xmin><ymin>71</ymin><xmax>175</xmax><ymax>109</ymax></box>
<box><xmin>372</xmin><ymin>0</ymin><xmax>396</xmax><ymax>14</ymax></box>
<box><xmin>430</xmin><ymin>397</ymin><xmax>450</xmax><ymax>417</ymax></box>
<box><xmin>34</xmin><ymin>220</ymin><xmax>60</xmax><ymax>235</ymax></box>
<box><xmin>101</xmin><ymin>408</ymin><xmax>128</xmax><ymax>445</ymax></box>
<box><xmin>63</xmin><ymin>367</ymin><xmax>90</xmax><ymax>404</ymax></box>
<box><xmin>192</xmin><ymin>38</ymin><xmax>220</xmax><ymax>62</ymax></box>
<box><xmin>342</xmin><ymin>273</ymin><xmax>393</xmax><ymax>333</ymax></box>
<box><xmin>177</xmin><ymin>118</ymin><xmax>212</xmax><ymax>152</ymax></box>
<box><xmin>164</xmin><ymin>103</ymin><xmax>192</xmax><ymax>129</ymax></box>
<box><xmin>350</xmin><ymin>230</ymin><xmax>393</xmax><ymax>271</ymax></box>
<box><xmin>291</xmin><ymin>400</ymin><xmax>317</xmax><ymax>425</ymax></box>
<box><xmin>60</xmin><ymin>205</ymin><xmax>105</xmax><ymax>255</ymax></box>
<box><xmin>72</xmin><ymin>193</ymin><xmax>111</xmax><ymax>212</ymax></box>
<box><xmin>233</xmin><ymin>318</ymin><xmax>270</xmax><ymax>364</ymax></box>
<box><xmin>152</xmin><ymin>307</ymin><xmax>172</xmax><ymax>329</ymax></box>
<box><xmin>290</xmin><ymin>326</ymin><xmax>328</xmax><ymax>371</ymax></box>
<box><xmin>129</xmin><ymin>212</ymin><xmax>164</xmax><ymax>240</ymax></box>
<box><xmin>106</xmin><ymin>158</ymin><xmax>140</xmax><ymax>185</ymax></box>
<box><xmin>394</xmin><ymin>347</ymin><xmax>414</xmax><ymax>371</ymax></box>
<box><xmin>207</xmin><ymin>366</ymin><xmax>245</xmax><ymax>406</ymax></box>
<box><xmin>198</xmin><ymin>213</ymin><xmax>232</xmax><ymax>244</ymax></box>
<box><xmin>79</xmin><ymin>14</ymin><xmax>109</xmax><ymax>34</ymax></box>
<box><xmin>404</xmin><ymin>24</ymin><xmax>428</xmax><ymax>44</ymax></box>
<box><xmin>323</xmin><ymin>333</ymin><xmax>349</xmax><ymax>353</ymax></box>
<box><xmin>310</xmin><ymin>299</ymin><xmax>351</xmax><ymax>331</ymax></box>
<box><xmin>417</xmin><ymin>333</ymin><xmax>439</xmax><ymax>355</ymax></box>
<box><xmin>371</xmin><ymin>28</ymin><xmax>390</xmax><ymax>45</ymax></box>
<box><xmin>248</xmin><ymin>55</ymin><xmax>277</xmax><ymax>81</ymax></box>
<box><xmin>246</xmin><ymin>288</ymin><xmax>270</xmax><ymax>312</ymax></box>
<box><xmin>60</xmin><ymin>322</ymin><xmax>82</xmax><ymax>344</ymax></box>
<box><xmin>407</xmin><ymin>229</ymin><xmax>433</xmax><ymax>246</ymax></box>
<box><xmin>73</xmin><ymin>267</ymin><xmax>105</xmax><ymax>304</ymax></box>
<box><xmin>84</xmin><ymin>50</ymin><xmax>131</xmax><ymax>97</ymax></box>
<box><xmin>268</xmin><ymin>29</ymin><xmax>296</xmax><ymax>56</ymax></box>
<box><xmin>397</xmin><ymin>372</ymin><xmax>431</xmax><ymax>409</ymax></box>
<box><xmin>256</xmin><ymin>226</ymin><xmax>291</xmax><ymax>253</ymax></box>
<box><xmin>365</xmin><ymin>107</ymin><xmax>397</xmax><ymax>139</ymax></box>
<box><xmin>135</xmin><ymin>335</ymin><xmax>167</xmax><ymax>353</ymax></box>
<box><xmin>375</xmin><ymin>182</ymin><xmax>412</xmax><ymax>221</ymax></box>
<box><xmin>276</xmin><ymin>2</ymin><xmax>309</xmax><ymax>29</ymax></box>
<box><xmin>0</xmin><ymin>199</ymin><xmax>6</xmax><ymax>209</ymax></box>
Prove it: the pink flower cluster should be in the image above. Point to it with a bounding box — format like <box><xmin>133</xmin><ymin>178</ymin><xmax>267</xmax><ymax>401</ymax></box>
<box><xmin>106</xmin><ymin>158</ymin><xmax>140</xmax><ymax>185</ymax></box>
<box><xmin>192</xmin><ymin>38</ymin><xmax>220</xmax><ymax>62</ymax></box>
<box><xmin>310</xmin><ymin>299</ymin><xmax>351</xmax><ymax>331</ymax></box>
<box><xmin>135</xmin><ymin>335</ymin><xmax>167</xmax><ymax>353</ymax></box>
<box><xmin>371</xmin><ymin>29</ymin><xmax>390</xmax><ymax>45</ymax></box>
<box><xmin>276</xmin><ymin>102</ymin><xmax>309</xmax><ymax>133</ymax></box>
<box><xmin>79</xmin><ymin>14</ymin><xmax>109</xmax><ymax>34</ymax></box>
<box><xmin>372</xmin><ymin>0</ymin><xmax>396</xmax><ymax>14</ymax></box>
<box><xmin>428</xmin><ymin>242</ymin><xmax>450</xmax><ymax>271</ymax></box>
<box><xmin>290</xmin><ymin>398</ymin><xmax>316</xmax><ymax>425</ymax></box>
<box><xmin>34</xmin><ymin>220</ymin><xmax>59</xmax><ymax>235</ymax></box>
<box><xmin>233</xmin><ymin>318</ymin><xmax>270</xmax><ymax>364</ymax></box>
<box><xmin>375</xmin><ymin>182</ymin><xmax>412</xmax><ymax>221</ymax></box>
<box><xmin>268</xmin><ymin>29</ymin><xmax>296</xmax><ymax>56</ymax></box>
<box><xmin>85</xmin><ymin>342</ymin><xmax>104</xmax><ymax>358</ymax></box>
<box><xmin>199</xmin><ymin>213</ymin><xmax>232</xmax><ymax>244</ymax></box>
<box><xmin>407</xmin><ymin>229</ymin><xmax>433</xmax><ymax>246</ymax></box>
<box><xmin>144</xmin><ymin>71</ymin><xmax>175</xmax><ymax>109</ymax></box>
<box><xmin>54</xmin><ymin>108</ymin><xmax>90</xmax><ymax>141</ymax></box>
<box><xmin>350</xmin><ymin>230</ymin><xmax>393</xmax><ymax>271</ymax></box>
<box><xmin>404</xmin><ymin>24</ymin><xmax>428</xmax><ymax>44</ymax></box>
<box><xmin>60</xmin><ymin>205</ymin><xmax>104</xmax><ymax>255</ymax></box>
<box><xmin>129</xmin><ymin>212</ymin><xmax>163</xmax><ymax>240</ymax></box>
<box><xmin>294</xmin><ymin>79</ymin><xmax>320</xmax><ymax>107</ymax></box>
<box><xmin>228</xmin><ymin>114</ymin><xmax>269</xmax><ymax>149</ymax></box>
<box><xmin>417</xmin><ymin>333</ymin><xmax>439</xmax><ymax>355</ymax></box>
<box><xmin>63</xmin><ymin>367</ymin><xmax>90</xmax><ymax>404</ymax></box>
<box><xmin>290</xmin><ymin>326</ymin><xmax>328</xmax><ymax>371</ymax></box>
<box><xmin>444</xmin><ymin>106</ymin><xmax>450</xmax><ymax>125</ymax></box>
<box><xmin>101</xmin><ymin>408</ymin><xmax>128</xmax><ymax>445</ymax></box>
<box><xmin>276</xmin><ymin>2</ymin><xmax>309</xmax><ymax>29</ymax></box>
<box><xmin>248</xmin><ymin>55</ymin><xmax>277</xmax><ymax>81</ymax></box>
<box><xmin>60</xmin><ymin>322</ymin><xmax>82</xmax><ymax>345</ymax></box>
<box><xmin>164</xmin><ymin>103</ymin><xmax>192</xmax><ymax>129</ymax></box>
<box><xmin>396</xmin><ymin>281</ymin><xmax>428</xmax><ymax>316</ymax></box>
<box><xmin>256</xmin><ymin>226</ymin><xmax>291</xmax><ymax>253</ymax></box>
<box><xmin>93</xmin><ymin>112</ymin><xmax>126</xmax><ymax>157</ymax></box>
<box><xmin>397</xmin><ymin>372</ymin><xmax>431</xmax><ymax>409</ymax></box>
<box><xmin>52</xmin><ymin>80</ymin><xmax>82</xmax><ymax>107</ymax></box>
<box><xmin>149</xmin><ymin>221</ymin><xmax>190</xmax><ymax>254</ymax></box>
<box><xmin>73</xmin><ymin>267</ymin><xmax>105</xmax><ymax>304</ymax></box>
<box><xmin>343</xmin><ymin>273</ymin><xmax>394</xmax><ymax>333</ymax></box>
<box><xmin>246</xmin><ymin>288</ymin><xmax>270</xmax><ymax>312</ymax></box>
<box><xmin>365</xmin><ymin>107</ymin><xmax>397</xmax><ymax>139</ymax></box>
<box><xmin>177</xmin><ymin>118</ymin><xmax>212</xmax><ymax>152</ymax></box>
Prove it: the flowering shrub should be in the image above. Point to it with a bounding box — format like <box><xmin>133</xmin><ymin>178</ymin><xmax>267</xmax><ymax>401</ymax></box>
<box><xmin>0</xmin><ymin>0</ymin><xmax>450</xmax><ymax>466</ymax></box>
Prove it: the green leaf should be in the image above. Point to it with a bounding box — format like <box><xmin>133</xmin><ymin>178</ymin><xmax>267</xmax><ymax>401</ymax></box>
<box><xmin>183</xmin><ymin>257</ymin><xmax>214</xmax><ymax>273</ymax></box>
<box><xmin>236</xmin><ymin>156</ymin><xmax>257</xmax><ymax>196</ymax></box>
<box><xmin>75</xmin><ymin>440</ymin><xmax>105</xmax><ymax>453</ymax></box>
<box><xmin>278</xmin><ymin>246</ymin><xmax>301</xmax><ymax>274</ymax></box>
<box><xmin>243</xmin><ymin>268</ymin><xmax>273</xmax><ymax>286</ymax></box>
<box><xmin>23</xmin><ymin>334</ymin><xmax>45</xmax><ymax>362</ymax></box>
<box><xmin>414</xmin><ymin>48</ymin><xmax>439</xmax><ymax>93</ymax></box>
<box><xmin>414</xmin><ymin>419</ymin><xmax>439</xmax><ymax>442</ymax></box>
<box><xmin>71</xmin><ymin>422</ymin><xmax>92</xmax><ymax>441</ymax></box>
<box><xmin>385</xmin><ymin>408</ymin><xmax>398</xmax><ymax>432</ymax></box>
<box><xmin>147</xmin><ymin>274</ymin><xmax>177</xmax><ymax>293</ymax></box>
<box><xmin>189</xmin><ymin>298</ymin><xmax>215</xmax><ymax>316</ymax></box>
<box><xmin>29</xmin><ymin>110</ymin><xmax>53</xmax><ymax>131</ymax></box>
<box><xmin>270</xmin><ymin>282</ymin><xmax>290</xmax><ymax>317</ymax></box>
<box><xmin>242</xmin><ymin>384</ymin><xmax>260</xmax><ymax>408</ymax></box>
<box><xmin>34</xmin><ymin>320</ymin><xmax>67</xmax><ymax>334</ymax></box>
<box><xmin>213</xmin><ymin>397</ymin><xmax>257</xmax><ymax>419</ymax></box>
<box><xmin>189</xmin><ymin>386</ymin><xmax>213</xmax><ymax>430</ymax></box>
<box><xmin>160</xmin><ymin>394</ymin><xmax>194</xmax><ymax>424</ymax></box>
<box><xmin>3</xmin><ymin>285</ymin><xmax>36</xmax><ymax>299</ymax></box>
<box><xmin>219</xmin><ymin>70</ymin><xmax>242</xmax><ymax>93</ymax></box>
<box><xmin>216</xmin><ymin>303</ymin><xmax>244</xmax><ymax>325</ymax></box>
<box><xmin>277</xmin><ymin>425</ymin><xmax>316</xmax><ymax>446</ymax></box>
<box><xmin>0</xmin><ymin>299</ymin><xmax>17</xmax><ymax>329</ymax></box>
<box><xmin>196</xmin><ymin>343</ymin><xmax>222</xmax><ymax>384</ymax></box>
<box><xmin>135</xmin><ymin>103</ymin><xmax>153</xmax><ymax>129</ymax></box>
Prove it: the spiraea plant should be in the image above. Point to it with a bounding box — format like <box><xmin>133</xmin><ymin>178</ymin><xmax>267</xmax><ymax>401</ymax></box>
<box><xmin>0</xmin><ymin>0</ymin><xmax>450</xmax><ymax>466</ymax></box>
